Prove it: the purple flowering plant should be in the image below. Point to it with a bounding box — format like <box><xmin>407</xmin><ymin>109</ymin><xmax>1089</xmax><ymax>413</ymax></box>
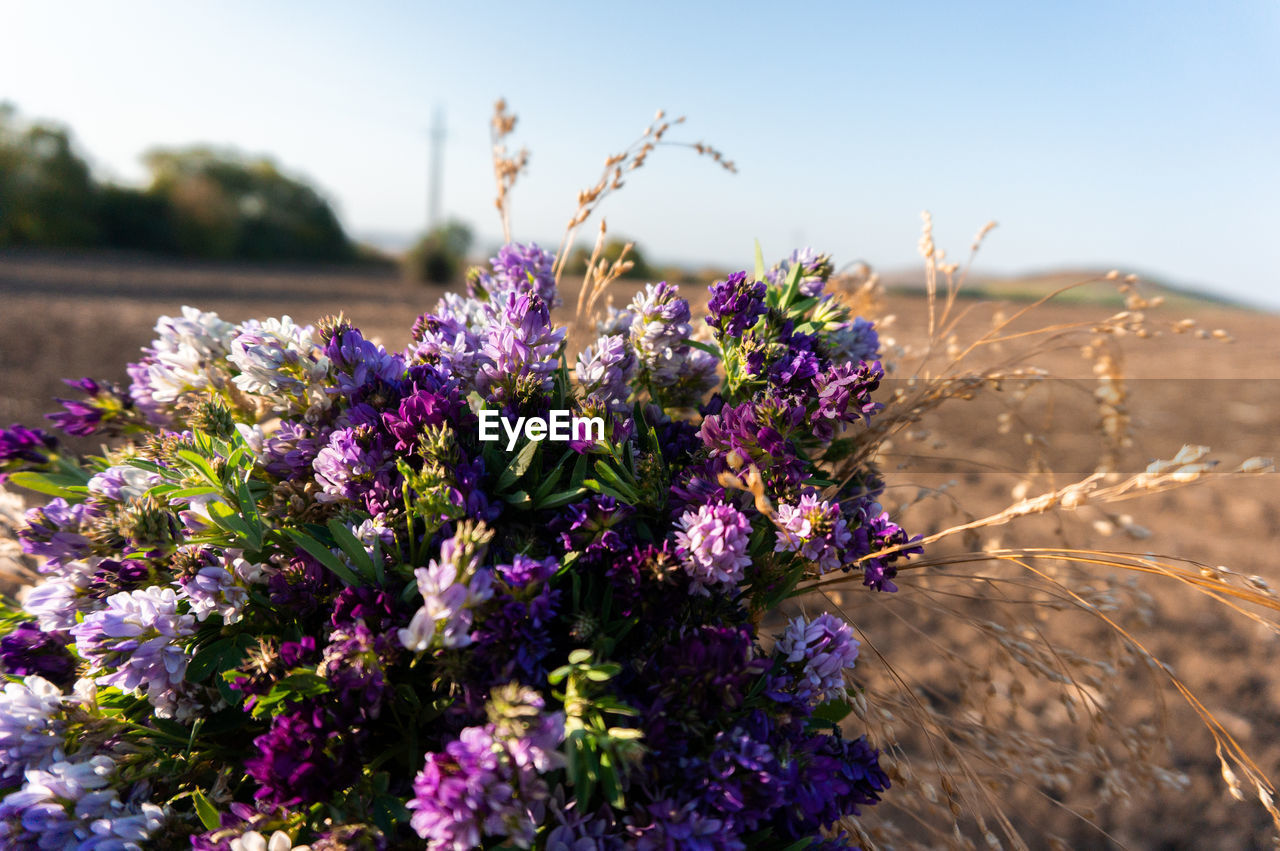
<box><xmin>0</xmin><ymin>238</ymin><xmax>914</xmax><ymax>849</ymax></box>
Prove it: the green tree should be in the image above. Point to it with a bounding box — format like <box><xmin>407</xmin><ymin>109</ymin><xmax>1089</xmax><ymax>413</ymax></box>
<box><xmin>0</xmin><ymin>103</ymin><xmax>100</xmax><ymax>247</ymax></box>
<box><xmin>403</xmin><ymin>220</ymin><xmax>474</xmax><ymax>284</ymax></box>
<box><xmin>143</xmin><ymin>146</ymin><xmax>353</xmax><ymax>261</ymax></box>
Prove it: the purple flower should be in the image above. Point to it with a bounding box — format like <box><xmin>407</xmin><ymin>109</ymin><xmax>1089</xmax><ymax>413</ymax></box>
<box><xmin>407</xmin><ymin>311</ymin><xmax>487</xmax><ymax>386</ymax></box>
<box><xmin>673</xmin><ymin>502</ymin><xmax>752</xmax><ymax>596</ymax></box>
<box><xmin>0</xmin><ymin>624</ymin><xmax>75</xmax><ymax>685</ymax></box>
<box><xmin>262</xmin><ymin>420</ymin><xmax>330</xmax><ymax>479</ymax></box>
<box><xmin>70</xmin><ymin>586</ymin><xmax>195</xmax><ymax>711</ymax></box>
<box><xmin>397</xmin><ymin>528</ymin><xmax>495</xmax><ymax>652</ymax></box>
<box><xmin>827</xmin><ymin>316</ymin><xmax>881</xmax><ymax>365</ymax></box>
<box><xmin>408</xmin><ymin>689</ymin><xmax>563</xmax><ymax>849</ymax></box>
<box><xmin>627</xmin><ymin>798</ymin><xmax>742</xmax><ymax>851</ymax></box>
<box><xmin>312</xmin><ymin>426</ymin><xmax>393</xmax><ymax>507</ymax></box>
<box><xmin>576</xmin><ymin>334</ymin><xmax>636</xmax><ymax>415</ymax></box>
<box><xmin>476</xmin><ymin>292</ymin><xmax>566</xmax><ymax>408</ymax></box>
<box><xmin>19</xmin><ymin>498</ymin><xmax>91</xmax><ymax>568</ymax></box>
<box><xmin>245</xmin><ymin>702</ymin><xmax>357</xmax><ymax>808</ymax></box>
<box><xmin>810</xmin><ymin>360</ymin><xmax>883</xmax><ymax>440</ymax></box>
<box><xmin>0</xmin><ymin>425</ymin><xmax>57</xmax><ymax>479</ymax></box>
<box><xmin>47</xmin><ymin>377</ymin><xmax>137</xmax><ymax>437</ymax></box>
<box><xmin>706</xmin><ymin>272</ymin><xmax>767</xmax><ymax>339</ymax></box>
<box><xmin>382</xmin><ymin>388</ymin><xmax>456</xmax><ymax>452</ymax></box>
<box><xmin>471</xmin><ymin>242</ymin><xmax>559</xmax><ymax>307</ymax></box>
<box><xmin>324</xmin><ymin>324</ymin><xmax>406</xmax><ymax>399</ymax></box>
<box><xmin>776</xmin><ymin>613</ymin><xmax>860</xmax><ymax>705</ymax></box>
<box><xmin>766</xmin><ymin>247</ymin><xmax>833</xmax><ymax>298</ymax></box>
<box><xmin>773</xmin><ymin>492</ymin><xmax>853</xmax><ymax>573</ymax></box>
<box><xmin>0</xmin><ymin>675</ymin><xmax>66</xmax><ymax>782</ymax></box>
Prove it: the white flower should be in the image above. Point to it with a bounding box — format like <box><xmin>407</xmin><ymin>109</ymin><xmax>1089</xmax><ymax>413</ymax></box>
<box><xmin>0</xmin><ymin>676</ymin><xmax>65</xmax><ymax>781</ymax></box>
<box><xmin>229</xmin><ymin>316</ymin><xmax>331</xmax><ymax>417</ymax></box>
<box><xmin>137</xmin><ymin>306</ymin><xmax>238</xmax><ymax>404</ymax></box>
<box><xmin>231</xmin><ymin>829</ymin><xmax>312</xmax><ymax>851</ymax></box>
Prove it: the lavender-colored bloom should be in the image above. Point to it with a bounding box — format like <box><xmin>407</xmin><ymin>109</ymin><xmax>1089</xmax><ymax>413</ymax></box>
<box><xmin>70</xmin><ymin>586</ymin><xmax>195</xmax><ymax>709</ymax></box>
<box><xmin>262</xmin><ymin>420</ymin><xmax>330</xmax><ymax>480</ymax></box>
<box><xmin>406</xmin><ymin>312</ymin><xmax>487</xmax><ymax>387</ymax></box>
<box><xmin>810</xmin><ymin>360</ymin><xmax>883</xmax><ymax>440</ymax></box>
<box><xmin>408</xmin><ymin>691</ymin><xmax>563</xmax><ymax>850</ymax></box>
<box><xmin>773</xmin><ymin>492</ymin><xmax>853</xmax><ymax>574</ymax></box>
<box><xmin>0</xmin><ymin>675</ymin><xmax>65</xmax><ymax>782</ymax></box>
<box><xmin>22</xmin><ymin>560</ymin><xmax>99</xmax><ymax>632</ymax></box>
<box><xmin>87</xmin><ymin>465</ymin><xmax>160</xmax><ymax>503</ymax></box>
<box><xmin>673</xmin><ymin>502</ymin><xmax>752</xmax><ymax>596</ymax></box>
<box><xmin>766</xmin><ymin>247</ymin><xmax>833</xmax><ymax>298</ymax></box>
<box><xmin>19</xmin><ymin>498</ymin><xmax>91</xmax><ymax>569</ymax></box>
<box><xmin>397</xmin><ymin>531</ymin><xmax>494</xmax><ymax>652</ymax></box>
<box><xmin>476</xmin><ymin>292</ymin><xmax>566</xmax><ymax>408</ymax></box>
<box><xmin>471</xmin><ymin>242</ymin><xmax>559</xmax><ymax>307</ymax></box>
<box><xmin>629</xmin><ymin>282</ymin><xmax>692</xmax><ymax>358</ymax></box>
<box><xmin>324</xmin><ymin>324</ymin><xmax>406</xmax><ymax>398</ymax></box>
<box><xmin>0</xmin><ymin>755</ymin><xmax>162</xmax><ymax>850</ymax></box>
<box><xmin>827</xmin><ymin>316</ymin><xmax>881</xmax><ymax>365</ymax></box>
<box><xmin>0</xmin><ymin>624</ymin><xmax>75</xmax><ymax>685</ymax></box>
<box><xmin>77</xmin><ymin>803</ymin><xmax>167</xmax><ymax>850</ymax></box>
<box><xmin>312</xmin><ymin>426</ymin><xmax>392</xmax><ymax>506</ymax></box>
<box><xmin>0</xmin><ymin>425</ymin><xmax>57</xmax><ymax>479</ymax></box>
<box><xmin>126</xmin><ymin>307</ymin><xmax>238</xmax><ymax>419</ymax></box>
<box><xmin>575</xmin><ymin>334</ymin><xmax>635</xmax><ymax>415</ymax></box>
<box><xmin>776</xmin><ymin>613</ymin><xmax>860</xmax><ymax>704</ymax></box>
<box><xmin>596</xmin><ymin>305</ymin><xmax>635</xmax><ymax>337</ymax></box>
<box><xmin>229</xmin><ymin>316</ymin><xmax>331</xmax><ymax>418</ymax></box>
<box><xmin>176</xmin><ymin>553</ymin><xmax>262</xmax><ymax>624</ymax></box>
<box><xmin>706</xmin><ymin>271</ymin><xmax>767</xmax><ymax>339</ymax></box>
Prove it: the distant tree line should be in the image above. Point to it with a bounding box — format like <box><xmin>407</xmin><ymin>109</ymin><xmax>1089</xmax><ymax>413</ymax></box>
<box><xmin>0</xmin><ymin>103</ymin><xmax>355</xmax><ymax>262</ymax></box>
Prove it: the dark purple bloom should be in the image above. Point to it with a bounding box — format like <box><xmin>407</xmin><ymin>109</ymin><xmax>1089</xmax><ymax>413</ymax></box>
<box><xmin>0</xmin><ymin>425</ymin><xmax>58</xmax><ymax>479</ymax></box>
<box><xmin>0</xmin><ymin>622</ymin><xmax>75</xmax><ymax>684</ymax></box>
<box><xmin>707</xmin><ymin>271</ymin><xmax>767</xmax><ymax>339</ymax></box>
<box><xmin>382</xmin><ymin>388</ymin><xmax>454</xmax><ymax>452</ymax></box>
<box><xmin>324</xmin><ymin>324</ymin><xmax>407</xmax><ymax>400</ymax></box>
<box><xmin>810</xmin><ymin>360</ymin><xmax>883</xmax><ymax>440</ymax></box>
<box><xmin>46</xmin><ymin>378</ymin><xmax>133</xmax><ymax>436</ymax></box>
<box><xmin>245</xmin><ymin>701</ymin><xmax>358</xmax><ymax>807</ymax></box>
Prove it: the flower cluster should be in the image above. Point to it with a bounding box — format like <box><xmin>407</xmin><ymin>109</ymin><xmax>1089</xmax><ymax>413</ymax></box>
<box><xmin>0</xmin><ymin>242</ymin><xmax>913</xmax><ymax>849</ymax></box>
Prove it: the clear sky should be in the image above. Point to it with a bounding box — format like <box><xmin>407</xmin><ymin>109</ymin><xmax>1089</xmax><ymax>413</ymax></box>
<box><xmin>4</xmin><ymin>1</ymin><xmax>1278</xmax><ymax>305</ymax></box>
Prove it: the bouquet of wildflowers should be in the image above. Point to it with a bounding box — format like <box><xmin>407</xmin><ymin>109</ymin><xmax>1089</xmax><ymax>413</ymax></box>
<box><xmin>0</xmin><ymin>240</ymin><xmax>918</xmax><ymax>850</ymax></box>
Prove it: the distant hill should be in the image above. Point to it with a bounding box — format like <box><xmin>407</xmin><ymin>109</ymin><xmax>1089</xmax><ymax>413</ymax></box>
<box><xmin>877</xmin><ymin>267</ymin><xmax>1259</xmax><ymax>311</ymax></box>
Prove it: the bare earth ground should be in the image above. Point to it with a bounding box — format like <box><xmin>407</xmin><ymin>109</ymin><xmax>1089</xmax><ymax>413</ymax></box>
<box><xmin>0</xmin><ymin>250</ymin><xmax>1277</xmax><ymax>849</ymax></box>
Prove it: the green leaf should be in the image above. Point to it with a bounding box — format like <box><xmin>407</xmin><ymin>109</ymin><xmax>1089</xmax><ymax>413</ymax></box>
<box><xmin>811</xmin><ymin>697</ymin><xmax>854</xmax><ymax>725</ymax></box>
<box><xmin>6</xmin><ymin>471</ymin><xmax>86</xmax><ymax>499</ymax></box>
<box><xmin>503</xmin><ymin>490</ymin><xmax>532</xmax><ymax>507</ymax></box>
<box><xmin>186</xmin><ymin>638</ymin><xmax>231</xmax><ymax>684</ymax></box>
<box><xmin>568</xmin><ymin>648</ymin><xmax>593</xmax><ymax>664</ymax></box>
<box><xmin>534</xmin><ymin>487</ymin><xmax>589</xmax><ymax>510</ymax></box>
<box><xmin>192</xmin><ymin>789</ymin><xmax>221</xmax><ymax>831</ymax></box>
<box><xmin>569</xmin><ymin>452</ymin><xmax>590</xmax><ymax>489</ymax></box>
<box><xmin>327</xmin><ymin>519</ymin><xmax>377</xmax><ymax>581</ymax></box>
<box><xmin>753</xmin><ymin>239</ymin><xmax>766</xmax><ymax>282</ymax></box>
<box><xmin>175</xmin><ymin>449</ymin><xmax>219</xmax><ymax>485</ymax></box>
<box><xmin>205</xmin><ymin>499</ymin><xmax>255</xmax><ymax>542</ymax></box>
<box><xmin>496</xmin><ymin>439</ymin><xmax>539</xmax><ymax>491</ymax></box>
<box><xmin>284</xmin><ymin>529</ymin><xmax>361</xmax><ymax>587</ymax></box>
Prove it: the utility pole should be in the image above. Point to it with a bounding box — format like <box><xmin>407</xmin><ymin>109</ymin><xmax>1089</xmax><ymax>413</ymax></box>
<box><xmin>427</xmin><ymin>105</ymin><xmax>445</xmax><ymax>232</ymax></box>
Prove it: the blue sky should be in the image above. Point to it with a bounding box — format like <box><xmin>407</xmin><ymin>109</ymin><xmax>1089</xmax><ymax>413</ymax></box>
<box><xmin>4</xmin><ymin>1</ymin><xmax>1278</xmax><ymax>305</ymax></box>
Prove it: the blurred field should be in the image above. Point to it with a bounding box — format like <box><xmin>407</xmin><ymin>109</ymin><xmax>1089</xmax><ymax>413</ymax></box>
<box><xmin>1</xmin><ymin>250</ymin><xmax>1277</xmax><ymax>848</ymax></box>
